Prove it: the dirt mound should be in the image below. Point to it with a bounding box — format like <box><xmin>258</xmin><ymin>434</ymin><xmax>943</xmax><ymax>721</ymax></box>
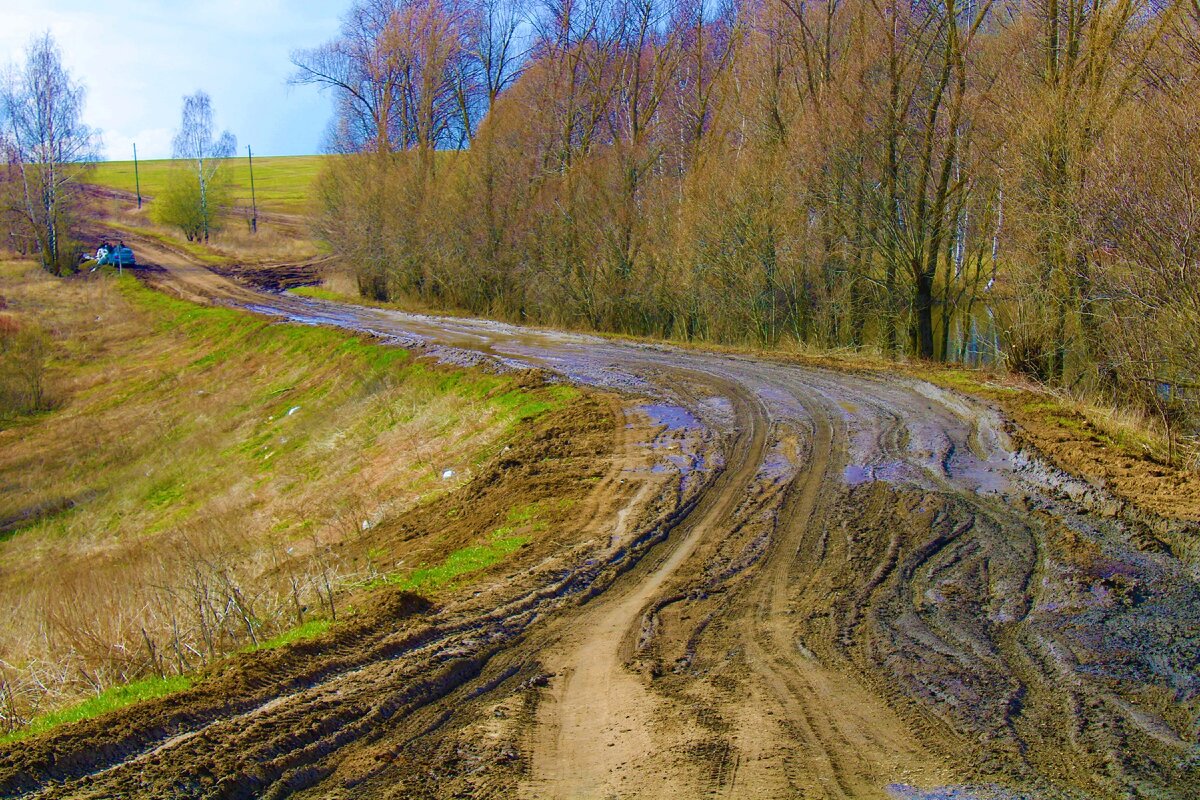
<box><xmin>216</xmin><ymin>258</ymin><xmax>328</xmax><ymax>292</ymax></box>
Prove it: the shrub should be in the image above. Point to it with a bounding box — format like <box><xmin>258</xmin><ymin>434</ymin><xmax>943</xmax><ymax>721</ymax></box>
<box><xmin>152</xmin><ymin>169</ymin><xmax>232</xmax><ymax>242</ymax></box>
<box><xmin>0</xmin><ymin>316</ymin><xmax>50</xmax><ymax>416</ymax></box>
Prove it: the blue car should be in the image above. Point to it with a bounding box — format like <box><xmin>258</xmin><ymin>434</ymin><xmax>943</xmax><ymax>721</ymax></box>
<box><xmin>96</xmin><ymin>245</ymin><xmax>135</xmax><ymax>267</ymax></box>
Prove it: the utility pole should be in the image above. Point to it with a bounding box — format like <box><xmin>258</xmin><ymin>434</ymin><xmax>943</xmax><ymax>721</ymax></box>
<box><xmin>133</xmin><ymin>143</ymin><xmax>142</xmax><ymax>209</ymax></box>
<box><xmin>247</xmin><ymin>145</ymin><xmax>258</xmax><ymax>234</ymax></box>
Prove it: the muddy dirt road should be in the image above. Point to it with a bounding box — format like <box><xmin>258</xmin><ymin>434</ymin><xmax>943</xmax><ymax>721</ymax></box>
<box><xmin>2</xmin><ymin>237</ymin><xmax>1198</xmax><ymax>800</ymax></box>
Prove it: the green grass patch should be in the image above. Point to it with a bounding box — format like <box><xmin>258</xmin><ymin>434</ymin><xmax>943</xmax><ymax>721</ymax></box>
<box><xmin>505</xmin><ymin>502</ymin><xmax>542</xmax><ymax>525</ymax></box>
<box><xmin>244</xmin><ymin>619</ymin><xmax>332</xmax><ymax>652</ymax></box>
<box><xmin>289</xmin><ymin>286</ymin><xmax>343</xmax><ymax>302</ymax></box>
<box><xmin>369</xmin><ymin>532</ymin><xmax>529</xmax><ymax>594</ymax></box>
<box><xmin>0</xmin><ymin>675</ymin><xmax>192</xmax><ymax>745</ymax></box>
<box><xmin>365</xmin><ymin>501</ymin><xmax>549</xmax><ymax>595</ymax></box>
<box><xmin>911</xmin><ymin>365</ymin><xmax>1020</xmax><ymax>400</ymax></box>
<box><xmin>144</xmin><ymin>478</ymin><xmax>185</xmax><ymax>509</ymax></box>
<box><xmin>492</xmin><ymin>384</ymin><xmax>578</xmax><ymax>420</ymax></box>
<box><xmin>86</xmin><ymin>155</ymin><xmax>328</xmax><ymax>215</ymax></box>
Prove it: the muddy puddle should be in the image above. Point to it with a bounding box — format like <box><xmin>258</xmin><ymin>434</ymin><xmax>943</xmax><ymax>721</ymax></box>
<box><xmin>888</xmin><ymin>784</ymin><xmax>1036</xmax><ymax>800</ymax></box>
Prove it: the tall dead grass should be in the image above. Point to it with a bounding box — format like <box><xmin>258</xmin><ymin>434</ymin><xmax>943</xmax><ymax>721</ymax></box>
<box><xmin>2</xmin><ymin>520</ymin><xmax>349</xmax><ymax>731</ymax></box>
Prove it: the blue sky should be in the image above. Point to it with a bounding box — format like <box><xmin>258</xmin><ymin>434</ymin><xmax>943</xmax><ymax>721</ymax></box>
<box><xmin>0</xmin><ymin>1</ymin><xmax>345</xmax><ymax>159</ymax></box>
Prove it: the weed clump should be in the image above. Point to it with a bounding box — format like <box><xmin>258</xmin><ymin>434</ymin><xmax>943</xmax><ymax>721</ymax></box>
<box><xmin>0</xmin><ymin>315</ymin><xmax>50</xmax><ymax>418</ymax></box>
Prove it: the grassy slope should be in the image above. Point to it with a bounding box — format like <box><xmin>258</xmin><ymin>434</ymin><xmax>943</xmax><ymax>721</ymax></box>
<box><xmin>85</xmin><ymin>155</ymin><xmax>326</xmax><ymax>214</ymax></box>
<box><xmin>0</xmin><ymin>259</ymin><xmax>576</xmax><ymax>735</ymax></box>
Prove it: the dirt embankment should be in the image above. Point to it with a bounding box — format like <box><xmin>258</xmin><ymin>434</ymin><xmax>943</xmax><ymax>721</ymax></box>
<box><xmin>1004</xmin><ymin>400</ymin><xmax>1200</xmax><ymax>524</ymax></box>
<box><xmin>0</xmin><ymin>391</ymin><xmax>665</xmax><ymax>798</ymax></box>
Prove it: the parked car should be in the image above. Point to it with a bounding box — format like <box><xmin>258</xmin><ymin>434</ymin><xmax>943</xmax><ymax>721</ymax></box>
<box><xmin>96</xmin><ymin>244</ymin><xmax>135</xmax><ymax>268</ymax></box>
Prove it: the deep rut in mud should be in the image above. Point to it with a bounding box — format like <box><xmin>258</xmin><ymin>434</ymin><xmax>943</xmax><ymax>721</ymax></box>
<box><xmin>2</xmin><ymin>241</ymin><xmax>1197</xmax><ymax>800</ymax></box>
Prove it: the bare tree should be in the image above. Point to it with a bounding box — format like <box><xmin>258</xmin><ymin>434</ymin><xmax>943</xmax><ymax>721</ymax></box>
<box><xmin>295</xmin><ymin>0</ymin><xmax>479</xmax><ymax>160</ymax></box>
<box><xmin>1010</xmin><ymin>0</ymin><xmax>1181</xmax><ymax>381</ymax></box>
<box><xmin>453</xmin><ymin>0</ymin><xmax>529</xmax><ymax>141</ymax></box>
<box><xmin>293</xmin><ymin>0</ymin><xmax>410</xmax><ymax>154</ymax></box>
<box><xmin>0</xmin><ymin>32</ymin><xmax>97</xmax><ymax>274</ymax></box>
<box><xmin>394</xmin><ymin>0</ymin><xmax>469</xmax><ymax>165</ymax></box>
<box><xmin>170</xmin><ymin>91</ymin><xmax>236</xmax><ymax>243</ymax></box>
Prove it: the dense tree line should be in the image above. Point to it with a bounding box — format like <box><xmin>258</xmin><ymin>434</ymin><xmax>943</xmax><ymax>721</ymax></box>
<box><xmin>297</xmin><ymin>0</ymin><xmax>1199</xmax><ymax>425</ymax></box>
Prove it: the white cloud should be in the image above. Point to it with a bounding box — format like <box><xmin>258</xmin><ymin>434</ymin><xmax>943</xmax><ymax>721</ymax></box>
<box><xmin>100</xmin><ymin>127</ymin><xmax>174</xmax><ymax>161</ymax></box>
<box><xmin>0</xmin><ymin>0</ymin><xmax>343</xmax><ymax>159</ymax></box>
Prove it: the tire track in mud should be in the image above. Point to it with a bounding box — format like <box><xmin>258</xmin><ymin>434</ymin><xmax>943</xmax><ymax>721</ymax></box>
<box><xmin>6</xmin><ymin>243</ymin><xmax>1198</xmax><ymax>799</ymax></box>
<box><xmin>520</xmin><ymin>384</ymin><xmax>769</xmax><ymax>799</ymax></box>
<box><xmin>727</xmin><ymin>393</ymin><xmax>950</xmax><ymax>799</ymax></box>
<box><xmin>621</xmin><ymin>372</ymin><xmax>964</xmax><ymax>800</ymax></box>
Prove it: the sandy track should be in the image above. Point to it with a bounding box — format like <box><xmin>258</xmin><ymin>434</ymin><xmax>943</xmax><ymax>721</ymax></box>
<box><xmin>522</xmin><ymin>385</ymin><xmax>769</xmax><ymax>799</ymax></box>
<box><xmin>2</xmin><ymin>244</ymin><xmax>1197</xmax><ymax>799</ymax></box>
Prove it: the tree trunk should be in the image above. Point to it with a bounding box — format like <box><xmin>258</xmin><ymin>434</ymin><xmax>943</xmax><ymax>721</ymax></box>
<box><xmin>915</xmin><ymin>268</ymin><xmax>936</xmax><ymax>359</ymax></box>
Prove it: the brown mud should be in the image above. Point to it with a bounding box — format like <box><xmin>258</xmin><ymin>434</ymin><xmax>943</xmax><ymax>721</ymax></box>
<box><xmin>1</xmin><ymin>236</ymin><xmax>1197</xmax><ymax>799</ymax></box>
<box><xmin>1005</xmin><ymin>404</ymin><xmax>1200</xmax><ymax>525</ymax></box>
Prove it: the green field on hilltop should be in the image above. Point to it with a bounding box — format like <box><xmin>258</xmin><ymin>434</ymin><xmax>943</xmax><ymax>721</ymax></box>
<box><xmin>85</xmin><ymin>154</ymin><xmax>327</xmax><ymax>214</ymax></box>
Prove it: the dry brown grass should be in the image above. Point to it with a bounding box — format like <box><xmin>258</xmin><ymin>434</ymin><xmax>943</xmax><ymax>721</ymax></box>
<box><xmin>91</xmin><ymin>195</ymin><xmax>322</xmax><ymax>267</ymax></box>
<box><xmin>0</xmin><ymin>260</ymin><xmax>576</xmax><ymax>730</ymax></box>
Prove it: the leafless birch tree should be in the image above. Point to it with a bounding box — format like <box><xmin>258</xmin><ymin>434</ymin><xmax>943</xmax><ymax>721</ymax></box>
<box><xmin>0</xmin><ymin>33</ymin><xmax>96</xmax><ymax>274</ymax></box>
<box><xmin>169</xmin><ymin>91</ymin><xmax>236</xmax><ymax>243</ymax></box>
